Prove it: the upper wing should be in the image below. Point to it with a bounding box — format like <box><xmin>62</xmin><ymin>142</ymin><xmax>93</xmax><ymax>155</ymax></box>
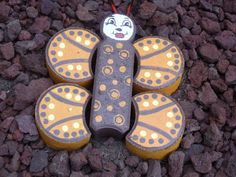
<box><xmin>46</xmin><ymin>28</ymin><xmax>100</xmax><ymax>87</ymax></box>
<box><xmin>133</xmin><ymin>37</ymin><xmax>184</xmax><ymax>95</ymax></box>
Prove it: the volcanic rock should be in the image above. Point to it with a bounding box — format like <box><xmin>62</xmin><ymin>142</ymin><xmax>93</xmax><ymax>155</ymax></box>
<box><xmin>30</xmin><ymin>151</ymin><xmax>48</xmax><ymax>173</ymax></box>
<box><xmin>168</xmin><ymin>151</ymin><xmax>185</xmax><ymax>177</ymax></box>
<box><xmin>49</xmin><ymin>151</ymin><xmax>70</xmax><ymax>177</ymax></box>
<box><xmin>225</xmin><ymin>65</ymin><xmax>236</xmax><ymax>85</ymax></box>
<box><xmin>0</xmin><ymin>42</ymin><xmax>15</xmax><ymax>60</ymax></box>
<box><xmin>6</xmin><ymin>20</ymin><xmax>22</xmax><ymax>41</ymax></box>
<box><xmin>199</xmin><ymin>43</ymin><xmax>221</xmax><ymax>63</ymax></box>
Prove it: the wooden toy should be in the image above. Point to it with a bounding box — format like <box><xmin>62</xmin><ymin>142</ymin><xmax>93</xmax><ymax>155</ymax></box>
<box><xmin>35</xmin><ymin>0</ymin><xmax>185</xmax><ymax>159</ymax></box>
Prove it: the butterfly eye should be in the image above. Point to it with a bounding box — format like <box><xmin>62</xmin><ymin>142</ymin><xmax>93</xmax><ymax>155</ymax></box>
<box><xmin>122</xmin><ymin>21</ymin><xmax>131</xmax><ymax>28</ymax></box>
<box><xmin>107</xmin><ymin>18</ymin><xmax>116</xmax><ymax>25</ymax></box>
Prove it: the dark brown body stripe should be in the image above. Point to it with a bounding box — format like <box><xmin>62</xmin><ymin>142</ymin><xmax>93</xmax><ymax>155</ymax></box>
<box><xmin>61</xmin><ymin>32</ymin><xmax>92</xmax><ymax>53</ymax></box>
<box><xmin>139</xmin><ymin>102</ymin><xmax>175</xmax><ymax>116</ymax></box>
<box><xmin>46</xmin><ymin>115</ymin><xmax>82</xmax><ymax>131</ymax></box>
<box><xmin>138</xmin><ymin>121</ymin><xmax>173</xmax><ymax>140</ymax></box>
<box><xmin>140</xmin><ymin>65</ymin><xmax>178</xmax><ymax>75</ymax></box>
<box><xmin>140</xmin><ymin>44</ymin><xmax>174</xmax><ymax>60</ymax></box>
<box><xmin>49</xmin><ymin>92</ymin><xmax>84</xmax><ymax>107</ymax></box>
<box><xmin>53</xmin><ymin>58</ymin><xmax>88</xmax><ymax>68</ymax></box>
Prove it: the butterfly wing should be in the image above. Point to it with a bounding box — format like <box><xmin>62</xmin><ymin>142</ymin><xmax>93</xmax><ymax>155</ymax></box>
<box><xmin>46</xmin><ymin>28</ymin><xmax>100</xmax><ymax>87</ymax></box>
<box><xmin>126</xmin><ymin>92</ymin><xmax>185</xmax><ymax>159</ymax></box>
<box><xmin>133</xmin><ymin>37</ymin><xmax>184</xmax><ymax>95</ymax></box>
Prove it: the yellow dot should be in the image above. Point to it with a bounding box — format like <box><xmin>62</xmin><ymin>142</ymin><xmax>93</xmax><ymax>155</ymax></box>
<box><xmin>76</xmin><ymin>65</ymin><xmax>82</xmax><ymax>70</ymax></box>
<box><xmin>68</xmin><ymin>108</ymin><xmax>73</xmax><ymax>112</ymax></box>
<box><xmin>67</xmin><ymin>65</ymin><xmax>74</xmax><ymax>70</ymax></box>
<box><xmin>167</xmin><ymin>61</ymin><xmax>174</xmax><ymax>66</ymax></box>
<box><xmin>110</xmin><ymin>90</ymin><xmax>120</xmax><ymax>99</ymax></box>
<box><xmin>152</xmin><ymin>100</ymin><xmax>159</xmax><ymax>106</ymax></box>
<box><xmin>107</xmin><ymin>105</ymin><xmax>113</xmax><ymax>111</ymax></box>
<box><xmin>48</xmin><ymin>114</ymin><xmax>55</xmax><ymax>121</ymax></box>
<box><xmin>62</xmin><ymin>125</ymin><xmax>68</xmax><ymax>132</ymax></box>
<box><xmin>144</xmin><ymin>72</ymin><xmax>151</xmax><ymax>78</ymax></box>
<box><xmin>107</xmin><ymin>59</ymin><xmax>114</xmax><ymax>64</ymax></box>
<box><xmin>66</xmin><ymin>93</ymin><xmax>72</xmax><ymax>99</ymax></box>
<box><xmin>151</xmin><ymin>133</ymin><xmax>158</xmax><ymax>139</ymax></box>
<box><xmin>166</xmin><ymin>122</ymin><xmax>173</xmax><ymax>128</ymax></box>
<box><xmin>73</xmin><ymin>122</ymin><xmax>80</xmax><ymax>129</ymax></box>
<box><xmin>119</xmin><ymin>66</ymin><xmax>126</xmax><ymax>73</ymax></box>
<box><xmin>115</xmin><ymin>115</ymin><xmax>124</xmax><ymax>125</ymax></box>
<box><xmin>99</xmin><ymin>84</ymin><xmax>106</xmax><ymax>91</ymax></box>
<box><xmin>166</xmin><ymin>53</ymin><xmax>172</xmax><ymax>58</ymax></box>
<box><xmin>140</xmin><ymin>130</ymin><xmax>147</xmax><ymax>137</ymax></box>
<box><xmin>76</xmin><ymin>36</ymin><xmax>82</xmax><ymax>42</ymax></box>
<box><xmin>155</xmin><ymin>72</ymin><xmax>162</xmax><ymax>78</ymax></box>
<box><xmin>95</xmin><ymin>115</ymin><xmax>103</xmax><ymax>122</ymax></box>
<box><xmin>143</xmin><ymin>46</ymin><xmax>149</xmax><ymax>51</ymax></box>
<box><xmin>48</xmin><ymin>103</ymin><xmax>55</xmax><ymax>109</ymax></box>
<box><xmin>125</xmin><ymin>77</ymin><xmax>131</xmax><ymax>85</ymax></box>
<box><xmin>75</xmin><ymin>95</ymin><xmax>81</xmax><ymax>101</ymax></box>
<box><xmin>85</xmin><ymin>40</ymin><xmax>91</xmax><ymax>46</ymax></box>
<box><xmin>116</xmin><ymin>43</ymin><xmax>123</xmax><ymax>49</ymax></box>
<box><xmin>153</xmin><ymin>44</ymin><xmax>159</xmax><ymax>49</ymax></box>
<box><xmin>167</xmin><ymin>112</ymin><xmax>174</xmax><ymax>118</ymax></box>
<box><xmin>143</xmin><ymin>102</ymin><xmax>150</xmax><ymax>107</ymax></box>
<box><xmin>58</xmin><ymin>51</ymin><xmax>63</xmax><ymax>57</ymax></box>
<box><xmin>59</xmin><ymin>43</ymin><xmax>65</xmax><ymax>48</ymax></box>
<box><xmin>112</xmin><ymin>80</ymin><xmax>118</xmax><ymax>85</ymax></box>
<box><xmin>119</xmin><ymin>101</ymin><xmax>126</xmax><ymax>107</ymax></box>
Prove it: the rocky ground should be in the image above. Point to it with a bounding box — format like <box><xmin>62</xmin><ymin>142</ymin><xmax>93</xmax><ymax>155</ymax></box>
<box><xmin>0</xmin><ymin>0</ymin><xmax>236</xmax><ymax>176</ymax></box>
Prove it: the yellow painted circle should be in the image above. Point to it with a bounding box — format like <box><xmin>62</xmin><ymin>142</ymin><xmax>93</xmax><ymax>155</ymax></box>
<box><xmin>95</xmin><ymin>115</ymin><xmax>103</xmax><ymax>122</ymax></box>
<box><xmin>107</xmin><ymin>105</ymin><xmax>113</xmax><ymax>112</ymax></box>
<box><xmin>119</xmin><ymin>101</ymin><xmax>126</xmax><ymax>107</ymax></box>
<box><xmin>109</xmin><ymin>89</ymin><xmax>120</xmax><ymax>100</ymax></box>
<box><xmin>112</xmin><ymin>80</ymin><xmax>118</xmax><ymax>85</ymax></box>
<box><xmin>116</xmin><ymin>42</ymin><xmax>123</xmax><ymax>49</ymax></box>
<box><xmin>59</xmin><ymin>43</ymin><xmax>65</xmax><ymax>48</ymax></box>
<box><xmin>48</xmin><ymin>103</ymin><xmax>55</xmax><ymax>109</ymax></box>
<box><xmin>94</xmin><ymin>100</ymin><xmax>101</xmax><ymax>111</ymax></box>
<box><xmin>107</xmin><ymin>59</ymin><xmax>114</xmax><ymax>64</ymax></box>
<box><xmin>73</xmin><ymin>122</ymin><xmax>80</xmax><ymax>129</ymax></box>
<box><xmin>114</xmin><ymin>114</ymin><xmax>124</xmax><ymax>125</ymax></box>
<box><xmin>99</xmin><ymin>84</ymin><xmax>107</xmax><ymax>92</ymax></box>
<box><xmin>119</xmin><ymin>66</ymin><xmax>126</xmax><ymax>73</ymax></box>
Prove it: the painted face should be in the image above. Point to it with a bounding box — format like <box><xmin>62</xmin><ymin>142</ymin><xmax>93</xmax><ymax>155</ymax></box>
<box><xmin>102</xmin><ymin>14</ymin><xmax>136</xmax><ymax>41</ymax></box>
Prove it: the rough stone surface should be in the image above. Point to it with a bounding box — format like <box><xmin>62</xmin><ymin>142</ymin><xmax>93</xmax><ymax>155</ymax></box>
<box><xmin>49</xmin><ymin>151</ymin><xmax>70</xmax><ymax>177</ymax></box>
<box><xmin>199</xmin><ymin>43</ymin><xmax>221</xmax><ymax>63</ymax></box>
<box><xmin>0</xmin><ymin>42</ymin><xmax>15</xmax><ymax>60</ymax></box>
<box><xmin>70</xmin><ymin>152</ymin><xmax>88</xmax><ymax>171</ymax></box>
<box><xmin>191</xmin><ymin>152</ymin><xmax>212</xmax><ymax>174</ymax></box>
<box><xmin>168</xmin><ymin>151</ymin><xmax>185</xmax><ymax>177</ymax></box>
<box><xmin>29</xmin><ymin>151</ymin><xmax>48</xmax><ymax>173</ymax></box>
<box><xmin>6</xmin><ymin>20</ymin><xmax>22</xmax><ymax>41</ymax></box>
<box><xmin>225</xmin><ymin>65</ymin><xmax>236</xmax><ymax>85</ymax></box>
<box><xmin>15</xmin><ymin>115</ymin><xmax>38</xmax><ymax>135</ymax></box>
<box><xmin>147</xmin><ymin>160</ymin><xmax>161</xmax><ymax>177</ymax></box>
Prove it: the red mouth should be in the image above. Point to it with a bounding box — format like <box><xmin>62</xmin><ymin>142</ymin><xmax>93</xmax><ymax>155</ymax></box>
<box><xmin>115</xmin><ymin>33</ymin><xmax>125</xmax><ymax>38</ymax></box>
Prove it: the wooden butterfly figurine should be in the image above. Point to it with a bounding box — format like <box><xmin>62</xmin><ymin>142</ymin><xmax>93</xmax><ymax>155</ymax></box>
<box><xmin>35</xmin><ymin>1</ymin><xmax>185</xmax><ymax>159</ymax></box>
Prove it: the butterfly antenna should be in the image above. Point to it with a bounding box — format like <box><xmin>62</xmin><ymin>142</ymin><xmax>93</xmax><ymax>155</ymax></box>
<box><xmin>108</xmin><ymin>0</ymin><xmax>118</xmax><ymax>13</ymax></box>
<box><xmin>126</xmin><ymin>0</ymin><xmax>135</xmax><ymax>16</ymax></box>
